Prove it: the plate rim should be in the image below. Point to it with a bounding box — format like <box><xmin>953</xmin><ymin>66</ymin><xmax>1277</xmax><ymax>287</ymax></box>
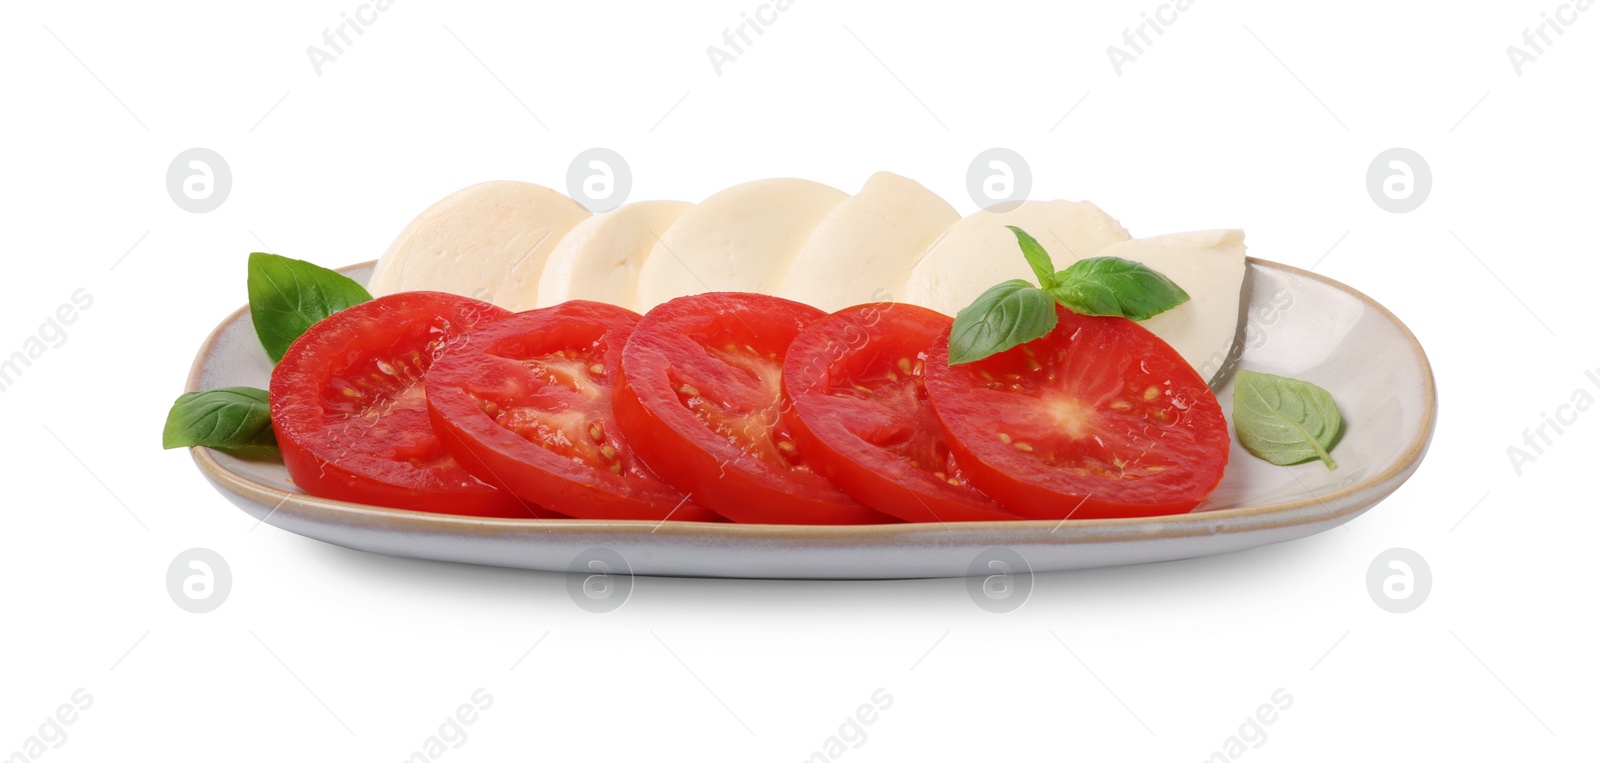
<box><xmin>186</xmin><ymin>257</ymin><xmax>1436</xmax><ymax>544</ymax></box>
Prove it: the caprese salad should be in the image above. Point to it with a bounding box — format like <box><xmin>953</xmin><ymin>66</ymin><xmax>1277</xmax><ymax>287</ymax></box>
<box><xmin>163</xmin><ymin>175</ymin><xmax>1346</xmax><ymax>524</ymax></box>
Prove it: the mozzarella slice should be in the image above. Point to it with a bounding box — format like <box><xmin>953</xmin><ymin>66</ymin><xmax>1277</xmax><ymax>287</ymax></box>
<box><xmin>902</xmin><ymin>200</ymin><xmax>1132</xmax><ymax>316</ymax></box>
<box><xmin>535</xmin><ymin>200</ymin><xmax>693</xmax><ymax>310</ymax></box>
<box><xmin>774</xmin><ymin>172</ymin><xmax>959</xmax><ymax>311</ymax></box>
<box><xmin>634</xmin><ymin>179</ymin><xmax>847</xmax><ymax>312</ymax></box>
<box><xmin>1094</xmin><ymin>230</ymin><xmax>1248</xmax><ymax>381</ymax></box>
<box><xmin>367</xmin><ymin>181</ymin><xmax>590</xmax><ymax>311</ymax></box>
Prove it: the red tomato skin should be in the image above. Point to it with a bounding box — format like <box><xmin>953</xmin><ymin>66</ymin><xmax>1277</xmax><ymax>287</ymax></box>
<box><xmin>783</xmin><ymin>303</ymin><xmax>1020</xmax><ymax>523</ymax></box>
<box><xmin>276</xmin><ymin>439</ymin><xmax>533</xmax><ymax>517</ymax></box>
<box><xmin>270</xmin><ymin>291</ymin><xmax>538</xmax><ymax>518</ymax></box>
<box><xmin>425</xmin><ymin>301</ymin><xmax>723</xmax><ymax>522</ymax></box>
<box><xmin>615</xmin><ymin>292</ymin><xmax>893</xmax><ymax>525</ymax></box>
<box><xmin>925</xmin><ymin>306</ymin><xmax>1230</xmax><ymax>520</ymax></box>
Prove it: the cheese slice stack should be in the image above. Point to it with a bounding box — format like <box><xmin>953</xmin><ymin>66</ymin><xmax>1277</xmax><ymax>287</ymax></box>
<box><xmin>365</xmin><ymin>176</ymin><xmax>1249</xmax><ymax>381</ymax></box>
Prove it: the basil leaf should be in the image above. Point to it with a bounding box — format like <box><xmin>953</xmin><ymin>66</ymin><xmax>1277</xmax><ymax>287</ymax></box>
<box><xmin>162</xmin><ymin>386</ymin><xmax>279</xmax><ymax>458</ymax></box>
<box><xmin>247</xmin><ymin>252</ymin><xmax>371</xmax><ymax>362</ymax></box>
<box><xmin>1046</xmin><ymin>256</ymin><xmax>1190</xmax><ymax>321</ymax></box>
<box><xmin>1006</xmin><ymin>225</ymin><xmax>1057</xmax><ymax>289</ymax></box>
<box><xmin>1232</xmin><ymin>370</ymin><xmax>1342</xmax><ymax>469</ymax></box>
<box><xmin>948</xmin><ymin>280</ymin><xmax>1059</xmax><ymax>365</ymax></box>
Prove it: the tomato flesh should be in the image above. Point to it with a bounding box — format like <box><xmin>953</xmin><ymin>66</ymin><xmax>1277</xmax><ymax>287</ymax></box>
<box><xmin>784</xmin><ymin>303</ymin><xmax>1018</xmax><ymax>522</ymax></box>
<box><xmin>425</xmin><ymin>301</ymin><xmax>722</xmax><ymax>521</ymax></box>
<box><xmin>615</xmin><ymin>293</ymin><xmax>892</xmax><ymax>524</ymax></box>
<box><xmin>269</xmin><ymin>292</ymin><xmax>538</xmax><ymax>517</ymax></box>
<box><xmin>925</xmin><ymin>305</ymin><xmax>1229</xmax><ymax>519</ymax></box>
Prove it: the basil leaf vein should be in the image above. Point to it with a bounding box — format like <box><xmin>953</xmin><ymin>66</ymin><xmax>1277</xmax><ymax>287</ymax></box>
<box><xmin>247</xmin><ymin>252</ymin><xmax>371</xmax><ymax>362</ymax></box>
<box><xmin>161</xmin><ymin>386</ymin><xmax>279</xmax><ymax>458</ymax></box>
<box><xmin>948</xmin><ymin>280</ymin><xmax>1059</xmax><ymax>365</ymax></box>
<box><xmin>1047</xmin><ymin>256</ymin><xmax>1190</xmax><ymax>321</ymax></box>
<box><xmin>1231</xmin><ymin>370</ymin><xmax>1342</xmax><ymax>469</ymax></box>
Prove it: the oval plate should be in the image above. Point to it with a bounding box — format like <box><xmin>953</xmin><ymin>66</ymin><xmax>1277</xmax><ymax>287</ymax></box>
<box><xmin>188</xmin><ymin>259</ymin><xmax>1435</xmax><ymax>579</ymax></box>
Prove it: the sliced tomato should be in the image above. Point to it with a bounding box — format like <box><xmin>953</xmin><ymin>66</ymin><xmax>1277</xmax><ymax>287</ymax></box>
<box><xmin>783</xmin><ymin>303</ymin><xmax>1018</xmax><ymax>523</ymax></box>
<box><xmin>425</xmin><ymin>301</ymin><xmax>723</xmax><ymax>522</ymax></box>
<box><xmin>269</xmin><ymin>291</ymin><xmax>539</xmax><ymax>517</ymax></box>
<box><xmin>615</xmin><ymin>292</ymin><xmax>892</xmax><ymax>524</ymax></box>
<box><xmin>925</xmin><ymin>305</ymin><xmax>1229</xmax><ymax>519</ymax></box>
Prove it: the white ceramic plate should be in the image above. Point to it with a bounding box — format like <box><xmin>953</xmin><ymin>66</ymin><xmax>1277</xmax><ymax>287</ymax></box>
<box><xmin>187</xmin><ymin>259</ymin><xmax>1435</xmax><ymax>579</ymax></box>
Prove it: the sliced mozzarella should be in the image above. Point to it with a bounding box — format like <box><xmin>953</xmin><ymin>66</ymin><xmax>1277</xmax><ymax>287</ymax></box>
<box><xmin>367</xmin><ymin>181</ymin><xmax>590</xmax><ymax>311</ymax></box>
<box><xmin>774</xmin><ymin>172</ymin><xmax>959</xmax><ymax>311</ymax></box>
<box><xmin>634</xmin><ymin>179</ymin><xmax>847</xmax><ymax>312</ymax></box>
<box><xmin>535</xmin><ymin>200</ymin><xmax>693</xmax><ymax>310</ymax></box>
<box><xmin>1093</xmin><ymin>229</ymin><xmax>1248</xmax><ymax>381</ymax></box>
<box><xmin>902</xmin><ymin>200</ymin><xmax>1132</xmax><ymax>316</ymax></box>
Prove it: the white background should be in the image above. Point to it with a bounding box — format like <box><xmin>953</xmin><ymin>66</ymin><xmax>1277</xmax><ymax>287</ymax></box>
<box><xmin>2</xmin><ymin>0</ymin><xmax>1595</xmax><ymax>760</ymax></box>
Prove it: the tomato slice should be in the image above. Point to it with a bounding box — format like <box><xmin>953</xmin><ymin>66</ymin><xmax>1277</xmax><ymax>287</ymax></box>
<box><xmin>924</xmin><ymin>305</ymin><xmax>1229</xmax><ymax>519</ymax></box>
<box><xmin>615</xmin><ymin>293</ymin><xmax>892</xmax><ymax>524</ymax></box>
<box><xmin>425</xmin><ymin>301</ymin><xmax>723</xmax><ymax>522</ymax></box>
<box><xmin>783</xmin><ymin>303</ymin><xmax>1019</xmax><ymax>522</ymax></box>
<box><xmin>270</xmin><ymin>291</ymin><xmax>540</xmax><ymax>517</ymax></box>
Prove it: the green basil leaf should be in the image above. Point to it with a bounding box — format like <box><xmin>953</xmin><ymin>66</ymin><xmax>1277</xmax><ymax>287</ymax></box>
<box><xmin>948</xmin><ymin>280</ymin><xmax>1059</xmax><ymax>365</ymax></box>
<box><xmin>247</xmin><ymin>252</ymin><xmax>371</xmax><ymax>362</ymax></box>
<box><xmin>1232</xmin><ymin>370</ymin><xmax>1342</xmax><ymax>469</ymax></box>
<box><xmin>161</xmin><ymin>386</ymin><xmax>279</xmax><ymax>458</ymax></box>
<box><xmin>1046</xmin><ymin>256</ymin><xmax>1190</xmax><ymax>321</ymax></box>
<box><xmin>1006</xmin><ymin>225</ymin><xmax>1057</xmax><ymax>288</ymax></box>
